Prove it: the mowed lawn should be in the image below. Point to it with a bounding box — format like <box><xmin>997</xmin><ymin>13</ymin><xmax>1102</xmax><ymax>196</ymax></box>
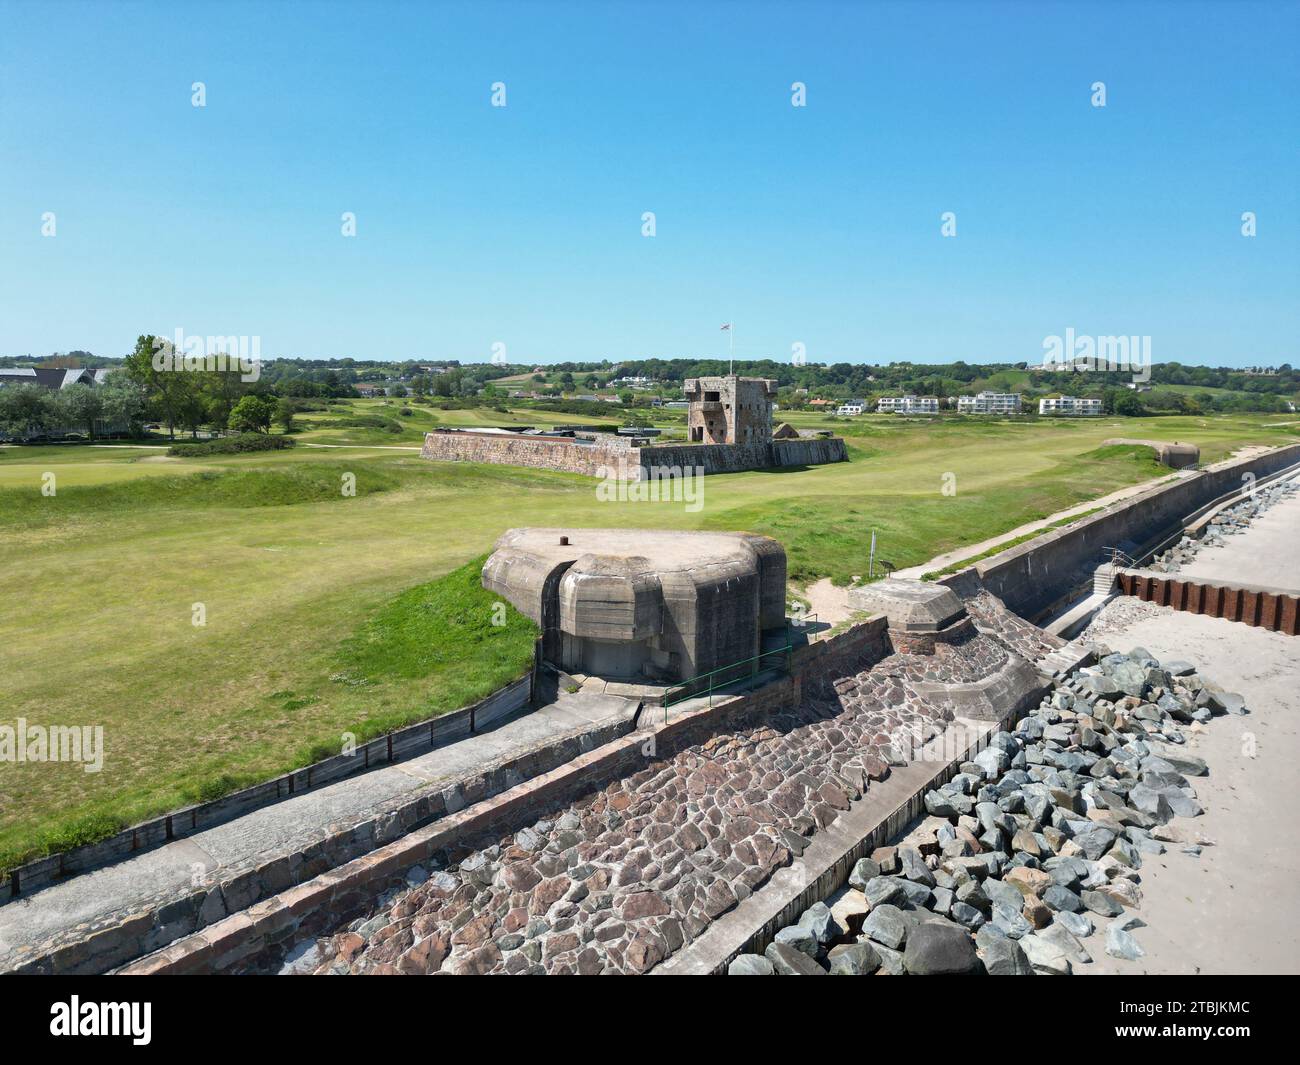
<box><xmin>0</xmin><ymin>412</ymin><xmax>1295</xmax><ymax>871</ymax></box>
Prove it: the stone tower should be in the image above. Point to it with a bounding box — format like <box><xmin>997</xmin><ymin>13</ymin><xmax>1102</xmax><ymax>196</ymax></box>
<box><xmin>682</xmin><ymin>375</ymin><xmax>777</xmax><ymax>445</ymax></box>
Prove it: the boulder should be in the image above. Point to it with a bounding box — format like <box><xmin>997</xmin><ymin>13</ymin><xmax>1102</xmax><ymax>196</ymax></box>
<box><xmin>1019</xmin><ymin>933</ymin><xmax>1072</xmax><ymax>975</ymax></box>
<box><xmin>902</xmin><ymin>922</ymin><xmax>984</xmax><ymax>975</ymax></box>
<box><xmin>764</xmin><ymin>941</ymin><xmax>827</xmax><ymax>975</ymax></box>
<box><xmin>979</xmin><ymin>934</ymin><xmax>1034</xmax><ymax>976</ymax></box>
<box><xmin>1105</xmin><ymin>923</ymin><xmax>1146</xmax><ymax>961</ymax></box>
<box><xmin>862</xmin><ymin>904</ymin><xmax>914</xmax><ymax>950</ymax></box>
<box><xmin>797</xmin><ymin>901</ymin><xmax>837</xmax><ymax>945</ymax></box>
<box><xmin>827</xmin><ymin>941</ymin><xmax>881</xmax><ymax>975</ymax></box>
<box><xmin>774</xmin><ymin>924</ymin><xmax>819</xmax><ymax>958</ymax></box>
<box><xmin>847</xmin><ymin>858</ymin><xmax>881</xmax><ymax>890</ymax></box>
<box><xmin>728</xmin><ymin>953</ymin><xmax>775</xmax><ymax>975</ymax></box>
<box><xmin>1081</xmin><ymin>889</ymin><xmax>1124</xmax><ymax>917</ymax></box>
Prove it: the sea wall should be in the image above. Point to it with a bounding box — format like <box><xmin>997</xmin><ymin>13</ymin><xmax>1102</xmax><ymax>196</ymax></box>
<box><xmin>946</xmin><ymin>443</ymin><xmax>1300</xmax><ymax>621</ymax></box>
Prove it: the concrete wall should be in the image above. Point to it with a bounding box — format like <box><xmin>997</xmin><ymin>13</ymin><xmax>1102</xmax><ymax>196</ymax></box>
<box><xmin>945</xmin><ymin>443</ymin><xmax>1300</xmax><ymax>620</ymax></box>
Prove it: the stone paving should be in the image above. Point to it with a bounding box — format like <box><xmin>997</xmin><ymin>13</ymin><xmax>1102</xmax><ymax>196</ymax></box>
<box><xmin>282</xmin><ymin>595</ymin><xmax>1043</xmax><ymax>976</ymax></box>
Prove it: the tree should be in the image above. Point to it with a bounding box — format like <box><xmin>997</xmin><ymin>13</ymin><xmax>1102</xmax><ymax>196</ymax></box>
<box><xmin>0</xmin><ymin>384</ymin><xmax>58</xmax><ymax>439</ymax></box>
<box><xmin>229</xmin><ymin>394</ymin><xmax>274</xmax><ymax>433</ymax></box>
<box><xmin>1114</xmin><ymin>392</ymin><xmax>1145</xmax><ymax>417</ymax></box>
<box><xmin>62</xmin><ymin>383</ymin><xmax>104</xmax><ymax>439</ymax></box>
<box><xmin>98</xmin><ymin>374</ymin><xmax>148</xmax><ymax>436</ymax></box>
<box><xmin>273</xmin><ymin>398</ymin><xmax>297</xmax><ymax>433</ymax></box>
<box><xmin>123</xmin><ymin>334</ymin><xmax>198</xmax><ymax>440</ymax></box>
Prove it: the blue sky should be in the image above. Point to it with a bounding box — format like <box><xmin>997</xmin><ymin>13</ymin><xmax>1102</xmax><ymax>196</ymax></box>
<box><xmin>1</xmin><ymin>0</ymin><xmax>1296</xmax><ymax>366</ymax></box>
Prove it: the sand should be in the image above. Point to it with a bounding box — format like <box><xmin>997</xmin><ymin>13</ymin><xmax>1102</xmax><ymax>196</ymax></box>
<box><xmin>1072</xmin><ymin>598</ymin><xmax>1300</xmax><ymax>974</ymax></box>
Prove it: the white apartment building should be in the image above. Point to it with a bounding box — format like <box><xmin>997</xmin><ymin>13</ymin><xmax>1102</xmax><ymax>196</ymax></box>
<box><xmin>1039</xmin><ymin>395</ymin><xmax>1102</xmax><ymax>416</ymax></box>
<box><xmin>958</xmin><ymin>391</ymin><xmax>1022</xmax><ymax>414</ymax></box>
<box><xmin>835</xmin><ymin>400</ymin><xmax>866</xmax><ymax>416</ymax></box>
<box><xmin>876</xmin><ymin>395</ymin><xmax>939</xmax><ymax>414</ymax></box>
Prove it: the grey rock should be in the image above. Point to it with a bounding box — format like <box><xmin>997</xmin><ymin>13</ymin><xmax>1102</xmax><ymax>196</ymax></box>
<box><xmin>873</xmin><ymin>943</ymin><xmax>907</xmax><ymax>975</ymax></box>
<box><xmin>1105</xmin><ymin>923</ymin><xmax>1146</xmax><ymax>961</ymax></box>
<box><xmin>774</xmin><ymin>923</ymin><xmax>820</xmax><ymax>958</ymax></box>
<box><xmin>973</xmin><ymin>745</ymin><xmax>1011</xmax><ymax>780</ymax></box>
<box><xmin>898</xmin><ymin>846</ymin><xmax>936</xmax><ymax>887</ymax></box>
<box><xmin>925</xmin><ymin>790</ymin><xmax>971</xmax><ymax>818</ymax></box>
<box><xmin>797</xmin><ymin>901</ymin><xmax>837</xmax><ymax>946</ymax></box>
<box><xmin>991</xmin><ymin>901</ymin><xmax>1032</xmax><ymax>939</ymax></box>
<box><xmin>1081</xmin><ymin>889</ymin><xmax>1124</xmax><ymax>917</ymax></box>
<box><xmin>983</xmin><ymin>877</ymin><xmax>1025</xmax><ymax>912</ymax></box>
<box><xmin>828</xmin><ymin>941</ymin><xmax>881</xmax><ymax>976</ymax></box>
<box><xmin>1039</xmin><ymin>921</ymin><xmax>1091</xmax><ymax>965</ymax></box>
<box><xmin>765</xmin><ymin>941</ymin><xmax>827</xmax><ymax>975</ymax></box>
<box><xmin>1053</xmin><ymin>910</ymin><xmax>1093</xmax><ymax>938</ymax></box>
<box><xmin>861</xmin><ymin>877</ymin><xmax>906</xmax><ymax>908</ymax></box>
<box><xmin>980</xmin><ymin>934</ymin><xmax>1034</xmax><ymax>975</ymax></box>
<box><xmin>1071</xmin><ymin>825</ymin><xmax>1117</xmax><ymax>861</ymax></box>
<box><xmin>727</xmin><ymin>953</ymin><xmax>775</xmax><ymax>975</ymax></box>
<box><xmin>1043</xmin><ymin>885</ymin><xmax>1083</xmax><ymax>913</ymax></box>
<box><xmin>950</xmin><ymin>901</ymin><xmax>985</xmax><ymax>930</ymax></box>
<box><xmin>903</xmin><ymin>922</ymin><xmax>984</xmax><ymax>975</ymax></box>
<box><xmin>1019</xmin><ymin>933</ymin><xmax>1072</xmax><ymax>975</ymax></box>
<box><xmin>848</xmin><ymin>857</ymin><xmax>881</xmax><ymax>890</ymax></box>
<box><xmin>862</xmin><ymin>904</ymin><xmax>914</xmax><ymax>950</ymax></box>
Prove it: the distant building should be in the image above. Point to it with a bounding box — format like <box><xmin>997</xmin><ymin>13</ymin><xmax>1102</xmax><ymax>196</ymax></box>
<box><xmin>0</xmin><ymin>366</ymin><xmax>127</xmax><ymax>438</ymax></box>
<box><xmin>958</xmin><ymin>391</ymin><xmax>1021</xmax><ymax>414</ymax></box>
<box><xmin>1039</xmin><ymin>396</ymin><xmax>1102</xmax><ymax>416</ymax></box>
<box><xmin>876</xmin><ymin>395</ymin><xmax>938</xmax><ymax>414</ymax></box>
<box><xmin>683</xmin><ymin>375</ymin><xmax>777</xmax><ymax>444</ymax></box>
<box><xmin>0</xmin><ymin>366</ymin><xmax>118</xmax><ymax>391</ymax></box>
<box><xmin>611</xmin><ymin>375</ymin><xmax>654</xmax><ymax>389</ymax></box>
<box><xmin>835</xmin><ymin>400</ymin><xmax>866</xmax><ymax>416</ymax></box>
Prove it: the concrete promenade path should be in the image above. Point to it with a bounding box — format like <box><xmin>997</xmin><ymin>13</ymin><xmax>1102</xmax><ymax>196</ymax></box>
<box><xmin>1174</xmin><ymin>485</ymin><xmax>1300</xmax><ymax>593</ymax></box>
<box><xmin>0</xmin><ymin>689</ymin><xmax>637</xmax><ymax>971</ymax></box>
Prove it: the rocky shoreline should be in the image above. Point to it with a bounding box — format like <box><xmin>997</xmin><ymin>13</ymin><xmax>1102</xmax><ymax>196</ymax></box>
<box><xmin>734</xmin><ymin>644</ymin><xmax>1243</xmax><ymax>976</ymax></box>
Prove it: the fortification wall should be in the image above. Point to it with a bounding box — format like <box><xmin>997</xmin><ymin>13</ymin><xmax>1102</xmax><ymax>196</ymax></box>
<box><xmin>421</xmin><ymin>432</ymin><xmax>849</xmax><ymax>479</ymax></box>
<box><xmin>420</xmin><ymin>431</ymin><xmax>634</xmax><ymax>478</ymax></box>
<box><xmin>636</xmin><ymin>437</ymin><xmax>848</xmax><ymax>475</ymax></box>
<box><xmin>948</xmin><ymin>443</ymin><xmax>1300</xmax><ymax>620</ymax></box>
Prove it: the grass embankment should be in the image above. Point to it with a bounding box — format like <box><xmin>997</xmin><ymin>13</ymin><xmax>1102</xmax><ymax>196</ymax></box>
<box><xmin>0</xmin><ymin>555</ymin><xmax>536</xmax><ymax>874</ymax></box>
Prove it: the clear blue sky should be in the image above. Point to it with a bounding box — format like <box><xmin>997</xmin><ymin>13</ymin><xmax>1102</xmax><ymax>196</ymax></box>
<box><xmin>1</xmin><ymin>0</ymin><xmax>1296</xmax><ymax>366</ymax></box>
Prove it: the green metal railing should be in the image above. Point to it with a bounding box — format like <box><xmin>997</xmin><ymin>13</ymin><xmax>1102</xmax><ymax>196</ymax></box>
<box><xmin>662</xmin><ymin>644</ymin><xmax>793</xmax><ymax>716</ymax></box>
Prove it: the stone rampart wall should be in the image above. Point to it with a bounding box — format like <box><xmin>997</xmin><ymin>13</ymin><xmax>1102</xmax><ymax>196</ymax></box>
<box><xmin>421</xmin><ymin>432</ymin><xmax>848</xmax><ymax>480</ymax></box>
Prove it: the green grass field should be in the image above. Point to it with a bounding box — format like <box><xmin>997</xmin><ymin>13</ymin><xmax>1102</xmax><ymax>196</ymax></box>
<box><xmin>1</xmin><ymin>405</ymin><xmax>1296</xmax><ymax>872</ymax></box>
